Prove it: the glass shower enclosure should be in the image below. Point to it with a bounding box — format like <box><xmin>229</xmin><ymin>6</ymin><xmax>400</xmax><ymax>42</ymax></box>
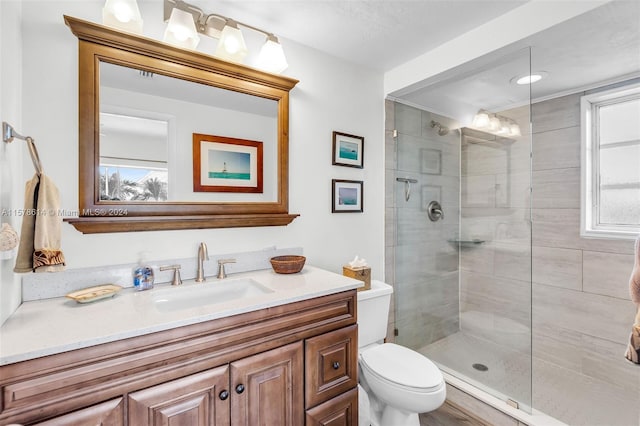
<box><xmin>387</xmin><ymin>48</ymin><xmax>533</xmax><ymax>411</ymax></box>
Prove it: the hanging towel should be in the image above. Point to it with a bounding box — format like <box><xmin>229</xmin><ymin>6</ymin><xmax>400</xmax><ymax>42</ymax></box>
<box><xmin>625</xmin><ymin>235</ymin><xmax>640</xmax><ymax>364</ymax></box>
<box><xmin>14</xmin><ymin>173</ymin><xmax>66</xmax><ymax>273</ymax></box>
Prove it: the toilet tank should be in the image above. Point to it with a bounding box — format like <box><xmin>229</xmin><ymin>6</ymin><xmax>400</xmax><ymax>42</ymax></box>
<box><xmin>357</xmin><ymin>280</ymin><xmax>393</xmax><ymax>348</ymax></box>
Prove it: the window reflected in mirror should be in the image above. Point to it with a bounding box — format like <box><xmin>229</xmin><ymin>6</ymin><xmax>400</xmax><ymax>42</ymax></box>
<box><xmin>99</xmin><ymin>112</ymin><xmax>169</xmax><ymax>201</ymax></box>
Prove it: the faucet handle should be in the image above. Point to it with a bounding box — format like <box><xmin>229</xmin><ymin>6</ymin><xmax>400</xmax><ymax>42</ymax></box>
<box><xmin>160</xmin><ymin>264</ymin><xmax>182</xmax><ymax>286</ymax></box>
<box><xmin>217</xmin><ymin>258</ymin><xmax>236</xmax><ymax>279</ymax></box>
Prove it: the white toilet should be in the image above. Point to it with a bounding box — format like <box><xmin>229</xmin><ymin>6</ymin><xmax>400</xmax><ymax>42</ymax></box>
<box><xmin>357</xmin><ymin>280</ymin><xmax>446</xmax><ymax>426</ymax></box>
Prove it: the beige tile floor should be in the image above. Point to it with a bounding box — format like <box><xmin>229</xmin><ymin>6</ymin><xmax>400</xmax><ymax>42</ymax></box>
<box><xmin>420</xmin><ymin>332</ymin><xmax>639</xmax><ymax>426</ymax></box>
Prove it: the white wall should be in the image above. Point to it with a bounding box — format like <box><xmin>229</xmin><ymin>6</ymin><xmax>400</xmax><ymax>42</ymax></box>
<box><xmin>6</xmin><ymin>0</ymin><xmax>383</xmax><ymax>310</ymax></box>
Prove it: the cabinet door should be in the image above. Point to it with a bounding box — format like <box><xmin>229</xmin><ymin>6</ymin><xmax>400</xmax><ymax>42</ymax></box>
<box><xmin>33</xmin><ymin>397</ymin><xmax>124</xmax><ymax>426</ymax></box>
<box><xmin>305</xmin><ymin>388</ymin><xmax>358</xmax><ymax>426</ymax></box>
<box><xmin>230</xmin><ymin>341</ymin><xmax>304</xmax><ymax>426</ymax></box>
<box><xmin>128</xmin><ymin>365</ymin><xmax>230</xmax><ymax>426</ymax></box>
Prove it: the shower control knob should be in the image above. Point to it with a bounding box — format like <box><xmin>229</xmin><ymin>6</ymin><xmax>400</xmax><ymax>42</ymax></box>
<box><xmin>332</xmin><ymin>361</ymin><xmax>340</xmax><ymax>370</ymax></box>
<box><xmin>427</xmin><ymin>201</ymin><xmax>444</xmax><ymax>222</ymax></box>
<box><xmin>235</xmin><ymin>384</ymin><xmax>245</xmax><ymax>394</ymax></box>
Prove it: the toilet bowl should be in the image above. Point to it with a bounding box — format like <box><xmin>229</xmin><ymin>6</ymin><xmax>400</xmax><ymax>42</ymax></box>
<box><xmin>357</xmin><ymin>281</ymin><xmax>446</xmax><ymax>426</ymax></box>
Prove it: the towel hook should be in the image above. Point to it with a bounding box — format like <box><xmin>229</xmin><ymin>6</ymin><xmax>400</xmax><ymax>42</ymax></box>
<box><xmin>3</xmin><ymin>121</ymin><xmax>44</xmax><ymax>175</ymax></box>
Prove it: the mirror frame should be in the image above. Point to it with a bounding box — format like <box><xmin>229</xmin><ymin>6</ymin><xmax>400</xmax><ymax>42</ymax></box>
<box><xmin>63</xmin><ymin>16</ymin><xmax>299</xmax><ymax>233</ymax></box>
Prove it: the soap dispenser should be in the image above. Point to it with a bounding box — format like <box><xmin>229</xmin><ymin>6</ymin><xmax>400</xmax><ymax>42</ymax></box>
<box><xmin>133</xmin><ymin>252</ymin><xmax>154</xmax><ymax>291</ymax></box>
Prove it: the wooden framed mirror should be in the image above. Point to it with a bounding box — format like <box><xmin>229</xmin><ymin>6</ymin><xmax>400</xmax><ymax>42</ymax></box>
<box><xmin>63</xmin><ymin>16</ymin><xmax>299</xmax><ymax>233</ymax></box>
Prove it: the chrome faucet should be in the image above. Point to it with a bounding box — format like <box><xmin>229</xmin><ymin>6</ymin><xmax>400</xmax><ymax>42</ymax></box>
<box><xmin>195</xmin><ymin>242</ymin><xmax>209</xmax><ymax>282</ymax></box>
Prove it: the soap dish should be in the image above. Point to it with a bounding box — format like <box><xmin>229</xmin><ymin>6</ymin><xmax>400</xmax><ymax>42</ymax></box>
<box><xmin>66</xmin><ymin>284</ymin><xmax>123</xmax><ymax>304</ymax></box>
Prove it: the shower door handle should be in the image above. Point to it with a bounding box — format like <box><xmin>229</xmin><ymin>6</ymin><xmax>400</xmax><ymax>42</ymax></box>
<box><xmin>427</xmin><ymin>201</ymin><xmax>444</xmax><ymax>222</ymax></box>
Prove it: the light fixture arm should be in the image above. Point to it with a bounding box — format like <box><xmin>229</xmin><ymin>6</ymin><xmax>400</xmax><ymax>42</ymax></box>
<box><xmin>165</xmin><ymin>0</ymin><xmax>275</xmax><ymax>40</ymax></box>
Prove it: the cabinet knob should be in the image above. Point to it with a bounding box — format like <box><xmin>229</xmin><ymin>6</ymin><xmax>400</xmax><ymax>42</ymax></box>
<box><xmin>219</xmin><ymin>390</ymin><xmax>229</xmax><ymax>400</ymax></box>
<box><xmin>332</xmin><ymin>361</ymin><xmax>340</xmax><ymax>370</ymax></box>
<box><xmin>235</xmin><ymin>384</ymin><xmax>245</xmax><ymax>394</ymax></box>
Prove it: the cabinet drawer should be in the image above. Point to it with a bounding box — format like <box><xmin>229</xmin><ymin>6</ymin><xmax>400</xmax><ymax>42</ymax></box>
<box><xmin>305</xmin><ymin>388</ymin><xmax>358</xmax><ymax>426</ymax></box>
<box><xmin>305</xmin><ymin>325</ymin><xmax>357</xmax><ymax>408</ymax></box>
<box><xmin>33</xmin><ymin>398</ymin><xmax>124</xmax><ymax>426</ymax></box>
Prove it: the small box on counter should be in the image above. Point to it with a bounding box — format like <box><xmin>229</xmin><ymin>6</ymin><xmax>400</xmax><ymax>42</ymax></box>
<box><xmin>343</xmin><ymin>265</ymin><xmax>371</xmax><ymax>291</ymax></box>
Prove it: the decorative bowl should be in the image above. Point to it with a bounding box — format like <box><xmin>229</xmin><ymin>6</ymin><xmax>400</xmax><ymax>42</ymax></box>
<box><xmin>270</xmin><ymin>255</ymin><xmax>306</xmax><ymax>274</ymax></box>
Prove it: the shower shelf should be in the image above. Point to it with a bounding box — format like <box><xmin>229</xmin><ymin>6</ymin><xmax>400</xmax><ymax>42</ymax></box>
<box><xmin>447</xmin><ymin>239</ymin><xmax>486</xmax><ymax>248</ymax></box>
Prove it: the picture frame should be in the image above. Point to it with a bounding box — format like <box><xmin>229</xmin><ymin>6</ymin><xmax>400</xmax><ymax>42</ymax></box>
<box><xmin>332</xmin><ymin>131</ymin><xmax>364</xmax><ymax>168</ymax></box>
<box><xmin>332</xmin><ymin>179</ymin><xmax>363</xmax><ymax>213</ymax></box>
<box><xmin>193</xmin><ymin>133</ymin><xmax>263</xmax><ymax>193</ymax></box>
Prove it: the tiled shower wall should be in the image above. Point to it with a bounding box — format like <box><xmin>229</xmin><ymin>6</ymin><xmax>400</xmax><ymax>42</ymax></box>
<box><xmin>385</xmin><ymin>100</ymin><xmax>460</xmax><ymax>348</ymax></box>
<box><xmin>459</xmin><ymin>108</ymin><xmax>533</xmax><ymax>353</ymax></box>
<box><xmin>529</xmin><ymin>92</ymin><xmax>638</xmax><ymax>421</ymax></box>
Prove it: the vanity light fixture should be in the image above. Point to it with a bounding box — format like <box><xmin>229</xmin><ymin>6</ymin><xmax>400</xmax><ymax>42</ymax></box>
<box><xmin>471</xmin><ymin>110</ymin><xmax>521</xmax><ymax>137</ymax></box>
<box><xmin>471</xmin><ymin>110</ymin><xmax>490</xmax><ymax>129</ymax></box>
<box><xmin>102</xmin><ymin>0</ymin><xmax>143</xmax><ymax>34</ymax></box>
<box><xmin>163</xmin><ymin>0</ymin><xmax>288</xmax><ymax>73</ymax></box>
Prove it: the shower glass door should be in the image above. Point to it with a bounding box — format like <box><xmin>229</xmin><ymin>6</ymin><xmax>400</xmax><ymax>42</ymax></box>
<box><xmin>389</xmin><ymin>48</ymin><xmax>533</xmax><ymax>411</ymax></box>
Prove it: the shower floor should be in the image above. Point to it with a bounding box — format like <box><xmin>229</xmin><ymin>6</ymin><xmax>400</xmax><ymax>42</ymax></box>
<box><xmin>420</xmin><ymin>332</ymin><xmax>638</xmax><ymax>426</ymax></box>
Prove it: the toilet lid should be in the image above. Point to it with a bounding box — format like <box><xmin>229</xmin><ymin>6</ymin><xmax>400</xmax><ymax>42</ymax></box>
<box><xmin>360</xmin><ymin>343</ymin><xmax>443</xmax><ymax>390</ymax></box>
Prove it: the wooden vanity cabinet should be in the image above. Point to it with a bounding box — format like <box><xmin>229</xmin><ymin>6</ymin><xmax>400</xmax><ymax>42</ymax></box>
<box><xmin>0</xmin><ymin>290</ymin><xmax>357</xmax><ymax>426</ymax></box>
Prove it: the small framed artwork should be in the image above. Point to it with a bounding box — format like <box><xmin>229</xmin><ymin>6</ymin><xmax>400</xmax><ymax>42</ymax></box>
<box><xmin>332</xmin><ymin>179</ymin><xmax>363</xmax><ymax>213</ymax></box>
<box><xmin>332</xmin><ymin>131</ymin><xmax>364</xmax><ymax>168</ymax></box>
<box><xmin>193</xmin><ymin>133</ymin><xmax>263</xmax><ymax>193</ymax></box>
<box><xmin>420</xmin><ymin>148</ymin><xmax>442</xmax><ymax>175</ymax></box>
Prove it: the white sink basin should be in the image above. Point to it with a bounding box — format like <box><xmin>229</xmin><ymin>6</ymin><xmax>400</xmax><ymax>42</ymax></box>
<box><xmin>153</xmin><ymin>278</ymin><xmax>274</xmax><ymax>312</ymax></box>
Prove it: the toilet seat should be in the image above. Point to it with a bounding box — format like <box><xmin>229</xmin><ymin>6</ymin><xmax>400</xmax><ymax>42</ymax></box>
<box><xmin>360</xmin><ymin>343</ymin><xmax>444</xmax><ymax>392</ymax></box>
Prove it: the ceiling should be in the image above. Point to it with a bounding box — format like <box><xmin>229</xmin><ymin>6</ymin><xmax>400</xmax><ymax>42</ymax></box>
<box><xmin>189</xmin><ymin>0</ymin><xmax>528</xmax><ymax>72</ymax></box>
<box><xmin>188</xmin><ymin>0</ymin><xmax>639</xmax><ymax>122</ymax></box>
<box><xmin>398</xmin><ymin>0</ymin><xmax>640</xmax><ymax>122</ymax></box>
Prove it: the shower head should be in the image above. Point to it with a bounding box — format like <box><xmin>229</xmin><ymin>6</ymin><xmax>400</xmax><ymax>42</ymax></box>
<box><xmin>430</xmin><ymin>120</ymin><xmax>449</xmax><ymax>136</ymax></box>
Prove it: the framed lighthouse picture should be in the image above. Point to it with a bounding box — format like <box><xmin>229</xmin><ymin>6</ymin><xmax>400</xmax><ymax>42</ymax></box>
<box><xmin>193</xmin><ymin>133</ymin><xmax>263</xmax><ymax>193</ymax></box>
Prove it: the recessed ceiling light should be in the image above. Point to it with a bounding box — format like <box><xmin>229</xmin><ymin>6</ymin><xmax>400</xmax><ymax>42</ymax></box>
<box><xmin>510</xmin><ymin>71</ymin><xmax>548</xmax><ymax>85</ymax></box>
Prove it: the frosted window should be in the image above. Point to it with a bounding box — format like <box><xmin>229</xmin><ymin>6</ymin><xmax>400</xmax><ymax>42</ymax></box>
<box><xmin>581</xmin><ymin>84</ymin><xmax>640</xmax><ymax>238</ymax></box>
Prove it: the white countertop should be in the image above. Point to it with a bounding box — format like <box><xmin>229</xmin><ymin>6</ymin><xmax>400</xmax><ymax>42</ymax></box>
<box><xmin>0</xmin><ymin>266</ymin><xmax>362</xmax><ymax>366</ymax></box>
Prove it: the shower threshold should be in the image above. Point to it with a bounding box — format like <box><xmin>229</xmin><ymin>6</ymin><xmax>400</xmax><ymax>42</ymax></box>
<box><xmin>442</xmin><ymin>371</ymin><xmax>567</xmax><ymax>426</ymax></box>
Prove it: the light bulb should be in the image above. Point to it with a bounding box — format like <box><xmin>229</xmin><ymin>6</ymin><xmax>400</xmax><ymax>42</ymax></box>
<box><xmin>516</xmin><ymin>74</ymin><xmax>542</xmax><ymax>85</ymax></box>
<box><xmin>113</xmin><ymin>2</ymin><xmax>133</xmax><ymax>22</ymax></box>
<box><xmin>510</xmin><ymin>122</ymin><xmax>521</xmax><ymax>136</ymax></box>
<box><xmin>489</xmin><ymin>115</ymin><xmax>501</xmax><ymax>131</ymax></box>
<box><xmin>511</xmin><ymin>71</ymin><xmax>548</xmax><ymax>85</ymax></box>
<box><xmin>163</xmin><ymin>8</ymin><xmax>200</xmax><ymax>49</ymax></box>
<box><xmin>215</xmin><ymin>21</ymin><xmax>247</xmax><ymax>63</ymax></box>
<box><xmin>256</xmin><ymin>36</ymin><xmax>288</xmax><ymax>74</ymax></box>
<box><xmin>223</xmin><ymin>35</ymin><xmax>241</xmax><ymax>53</ymax></box>
<box><xmin>472</xmin><ymin>111</ymin><xmax>490</xmax><ymax>129</ymax></box>
<box><xmin>102</xmin><ymin>0</ymin><xmax>143</xmax><ymax>34</ymax></box>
